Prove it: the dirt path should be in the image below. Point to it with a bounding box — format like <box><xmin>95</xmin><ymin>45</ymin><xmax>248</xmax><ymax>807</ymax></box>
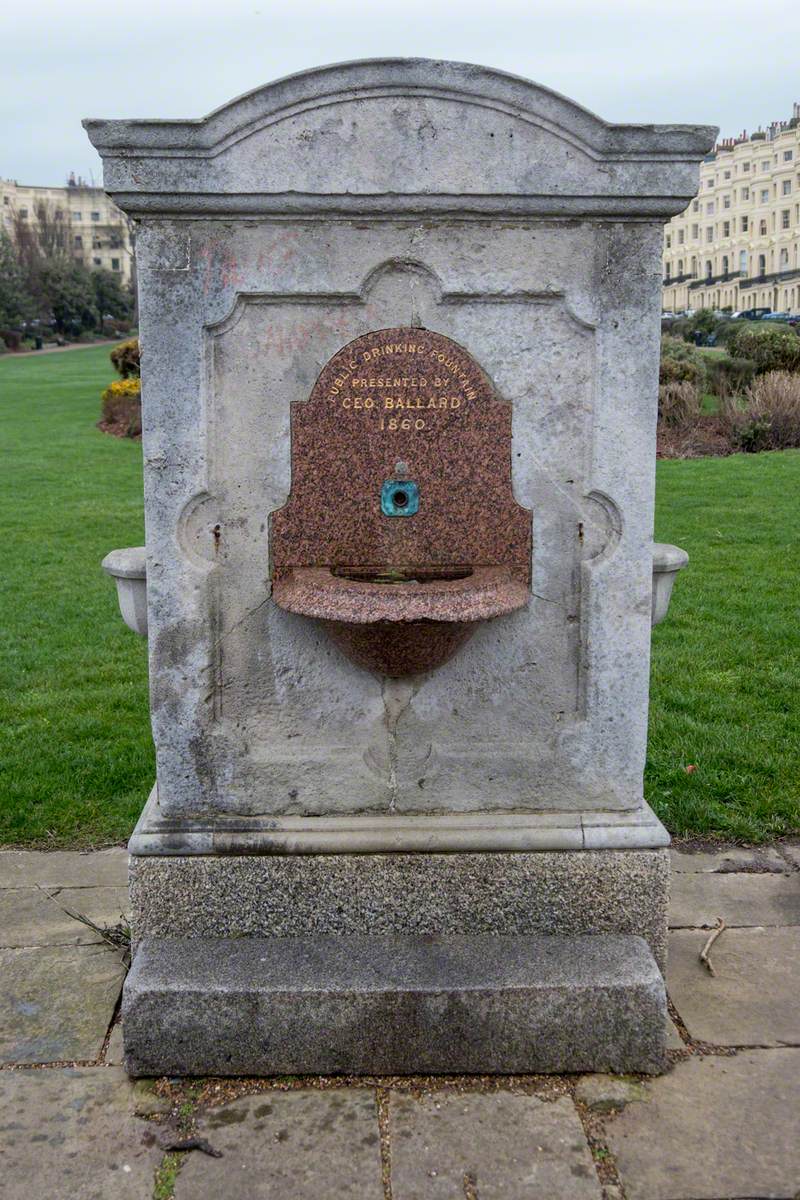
<box><xmin>6</xmin><ymin>338</ymin><xmax>124</xmax><ymax>359</ymax></box>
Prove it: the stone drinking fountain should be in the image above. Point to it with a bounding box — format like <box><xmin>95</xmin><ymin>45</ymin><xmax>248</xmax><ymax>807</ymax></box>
<box><xmin>90</xmin><ymin>60</ymin><xmax>713</xmax><ymax>1076</ymax></box>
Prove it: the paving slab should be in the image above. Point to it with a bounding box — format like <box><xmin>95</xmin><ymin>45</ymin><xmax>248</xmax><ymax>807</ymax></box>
<box><xmin>175</xmin><ymin>1090</ymin><xmax>383</xmax><ymax>1198</ymax></box>
<box><xmin>671</xmin><ymin>846</ymin><xmax>787</xmax><ymax>873</ymax></box>
<box><xmin>0</xmin><ymin>945</ymin><xmax>125</xmax><ymax>1064</ymax></box>
<box><xmin>780</xmin><ymin>840</ymin><xmax>800</xmax><ymax>869</ymax></box>
<box><xmin>0</xmin><ymin>848</ymin><xmax>128</xmax><ymax>889</ymax></box>
<box><xmin>0</xmin><ymin>887</ymin><xmax>129</xmax><ymax>947</ymax></box>
<box><xmin>668</xmin><ymin>927</ymin><xmax>800</xmax><ymax>1046</ymax></box>
<box><xmin>665</xmin><ymin>1018</ymin><xmax>684</xmax><ymax>1051</ymax></box>
<box><xmin>389</xmin><ymin>1092</ymin><xmax>601</xmax><ymax>1199</ymax></box>
<box><xmin>606</xmin><ymin>1049</ymin><xmax>800</xmax><ymax>1200</ymax></box>
<box><xmin>106</xmin><ymin>1020</ymin><xmax>124</xmax><ymax>1065</ymax></box>
<box><xmin>669</xmin><ymin>870</ymin><xmax>800</xmax><ymax>928</ymax></box>
<box><xmin>0</xmin><ymin>1066</ymin><xmax>162</xmax><ymax>1200</ymax></box>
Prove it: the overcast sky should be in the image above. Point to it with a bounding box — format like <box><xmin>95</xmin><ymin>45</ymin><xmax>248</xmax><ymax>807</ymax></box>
<box><xmin>2</xmin><ymin>0</ymin><xmax>799</xmax><ymax>186</ymax></box>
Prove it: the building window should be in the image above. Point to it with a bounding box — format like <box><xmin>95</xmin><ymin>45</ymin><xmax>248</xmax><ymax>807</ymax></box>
<box><xmin>19</xmin><ymin>207</ymin><xmax>28</xmax><ymax>218</ymax></box>
<box><xmin>665</xmin><ymin>263</ymin><xmax>671</xmax><ymax>280</ymax></box>
<box><xmin>91</xmin><ymin>212</ymin><xmax>100</xmax><ymax>221</ymax></box>
<box><xmin>705</xmin><ymin>260</ymin><xmax>713</xmax><ymax>279</ymax></box>
<box><xmin>742</xmin><ymin>186</ymin><xmax>749</xmax><ymax>200</ymax></box>
<box><xmin>692</xmin><ymin>199</ymin><xmax>700</xmax><ymax>212</ymax></box>
<box><xmin>93</xmin><ymin>257</ymin><xmax>101</xmax><ymax>265</ymax></box>
<box><xmin>783</xmin><ymin>179</ymin><xmax>792</xmax><ymax>195</ymax></box>
<box><xmin>741</xmin><ymin>215</ymin><xmax>749</xmax><ymax>231</ymax></box>
<box><xmin>72</xmin><ymin>211</ymin><xmax>81</xmax><ymax>220</ymax></box>
<box><xmin>743</xmin><ymin>161</ymin><xmax>751</xmax><ymax>171</ymax></box>
<box><xmin>74</xmin><ymin>235</ymin><xmax>82</xmax><ymax>247</ymax></box>
<box><xmin>780</xmin><ymin>248</ymin><xmax>789</xmax><ymax>268</ymax></box>
<box><xmin>691</xmin><ymin>223</ymin><xmax>699</xmax><ymax>238</ymax></box>
<box><xmin>762</xmin><ymin>160</ymin><xmax>770</xmax><ymax>171</ymax></box>
<box><xmin>724</xmin><ymin>170</ymin><xmax>731</xmax><ymax>179</ymax></box>
<box><xmin>2</xmin><ymin>196</ymin><xmax>8</xmax><ymax>205</ymax></box>
<box><xmin>723</xmin><ymin>195</ymin><xmax>731</xmax><ymax>208</ymax></box>
<box><xmin>678</xmin><ymin>259</ymin><xmax>684</xmax><ymax>275</ymax></box>
<box><xmin>54</xmin><ymin>209</ymin><xmax>62</xmax><ymax>220</ymax></box>
<box><xmin>759</xmin><ymin>219</ymin><xmax>768</xmax><ymax>235</ymax></box>
<box><xmin>739</xmin><ymin>249</ymin><xmax>748</xmax><ymax>275</ymax></box>
<box><xmin>722</xmin><ymin>255</ymin><xmax>729</xmax><ymax>275</ymax></box>
<box><xmin>665</xmin><ymin>234</ymin><xmax>672</xmax><ymax>248</ymax></box>
<box><xmin>758</xmin><ymin>254</ymin><xmax>766</xmax><ymax>275</ymax></box>
<box><xmin>782</xmin><ymin>209</ymin><xmax>791</xmax><ymax>229</ymax></box>
<box><xmin>723</xmin><ymin>221</ymin><xmax>730</xmax><ymax>237</ymax></box>
<box><xmin>706</xmin><ymin>201</ymin><xmax>715</xmax><ymax>214</ymax></box>
<box><xmin>760</xmin><ymin>188</ymin><xmax>770</xmax><ymax>202</ymax></box>
<box><xmin>92</xmin><ymin>239</ymin><xmax>101</xmax><ymax>249</ymax></box>
<box><xmin>784</xmin><ymin>150</ymin><xmax>794</xmax><ymax>161</ymax></box>
<box><xmin>706</xmin><ymin>226</ymin><xmax>714</xmax><ymax>242</ymax></box>
<box><xmin>111</xmin><ymin>258</ymin><xmax>120</xmax><ymax>271</ymax></box>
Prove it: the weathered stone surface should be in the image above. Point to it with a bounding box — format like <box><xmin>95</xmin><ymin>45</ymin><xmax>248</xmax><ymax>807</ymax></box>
<box><xmin>129</xmin><ymin>848</ymin><xmax>670</xmax><ymax>972</ymax></box>
<box><xmin>575</xmin><ymin>1074</ymin><xmax>648</xmax><ymax>1112</ymax></box>
<box><xmin>671</xmin><ymin>846</ymin><xmax>787</xmax><ymax>873</ymax></box>
<box><xmin>0</xmin><ymin>848</ymin><xmax>127</xmax><ymax>889</ymax></box>
<box><xmin>0</xmin><ymin>887</ymin><xmax>129</xmax><ymax>947</ymax></box>
<box><xmin>175</xmin><ymin>1090</ymin><xmax>383</xmax><ymax>1198</ymax></box>
<box><xmin>390</xmin><ymin>1092</ymin><xmax>601</xmax><ymax>1199</ymax></box>
<box><xmin>780</xmin><ymin>840</ymin><xmax>800</xmax><ymax>869</ymax></box>
<box><xmin>0</xmin><ymin>945</ymin><xmax>125</xmax><ymax>1064</ymax></box>
<box><xmin>0</xmin><ymin>1066</ymin><xmax>161</xmax><ymax>1199</ymax></box>
<box><xmin>667</xmin><ymin>928</ymin><xmax>800</xmax><ymax>1046</ymax></box>
<box><xmin>669</xmin><ymin>870</ymin><xmax>800</xmax><ymax>928</ymax></box>
<box><xmin>123</xmin><ymin>933</ymin><xmax>666</xmax><ymax>1076</ymax></box>
<box><xmin>606</xmin><ymin>1049</ymin><xmax>800</xmax><ymax>1200</ymax></box>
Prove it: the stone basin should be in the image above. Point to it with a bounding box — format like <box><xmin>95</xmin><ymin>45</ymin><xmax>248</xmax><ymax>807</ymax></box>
<box><xmin>272</xmin><ymin>565</ymin><xmax>530</xmax><ymax>676</ymax></box>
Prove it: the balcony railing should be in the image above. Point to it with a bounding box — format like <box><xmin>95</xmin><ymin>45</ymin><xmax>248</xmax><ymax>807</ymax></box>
<box><xmin>688</xmin><ymin>270</ymin><xmax>741</xmax><ymax>291</ymax></box>
<box><xmin>738</xmin><ymin>267</ymin><xmax>800</xmax><ymax>290</ymax></box>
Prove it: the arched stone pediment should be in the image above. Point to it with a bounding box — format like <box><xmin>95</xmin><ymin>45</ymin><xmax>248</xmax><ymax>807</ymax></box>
<box><xmin>84</xmin><ymin>59</ymin><xmax>716</xmax><ymax>217</ymax></box>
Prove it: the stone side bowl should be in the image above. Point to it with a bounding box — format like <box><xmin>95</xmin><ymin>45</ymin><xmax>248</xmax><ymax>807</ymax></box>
<box><xmin>651</xmin><ymin>543</ymin><xmax>689</xmax><ymax>627</ymax></box>
<box><xmin>102</xmin><ymin>546</ymin><xmax>147</xmax><ymax>637</ymax></box>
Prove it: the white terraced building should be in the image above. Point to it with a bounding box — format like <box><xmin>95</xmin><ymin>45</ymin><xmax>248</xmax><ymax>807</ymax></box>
<box><xmin>662</xmin><ymin>104</ymin><xmax>800</xmax><ymax>316</ymax></box>
<box><xmin>1</xmin><ymin>173</ymin><xmax>133</xmax><ymax>286</ymax></box>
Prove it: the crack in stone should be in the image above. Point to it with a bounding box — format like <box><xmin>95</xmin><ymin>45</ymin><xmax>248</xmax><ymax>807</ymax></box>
<box><xmin>381</xmin><ymin>679</ymin><xmax>417</xmax><ymax>811</ymax></box>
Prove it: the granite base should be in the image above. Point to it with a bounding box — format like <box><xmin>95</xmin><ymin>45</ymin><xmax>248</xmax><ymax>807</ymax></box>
<box><xmin>129</xmin><ymin>846</ymin><xmax>670</xmax><ymax>972</ymax></box>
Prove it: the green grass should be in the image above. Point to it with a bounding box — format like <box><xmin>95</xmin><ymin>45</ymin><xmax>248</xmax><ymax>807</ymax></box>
<box><xmin>0</xmin><ymin>346</ymin><xmax>152</xmax><ymax>846</ymax></box>
<box><xmin>1</xmin><ymin>348</ymin><xmax>798</xmax><ymax>845</ymax></box>
<box><xmin>648</xmin><ymin>451</ymin><xmax>800</xmax><ymax>840</ymax></box>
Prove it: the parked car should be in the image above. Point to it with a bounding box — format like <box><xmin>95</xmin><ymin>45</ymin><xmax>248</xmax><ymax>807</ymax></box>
<box><xmin>732</xmin><ymin>307</ymin><xmax>772</xmax><ymax>320</ymax></box>
<box><xmin>761</xmin><ymin>311</ymin><xmax>791</xmax><ymax>323</ymax></box>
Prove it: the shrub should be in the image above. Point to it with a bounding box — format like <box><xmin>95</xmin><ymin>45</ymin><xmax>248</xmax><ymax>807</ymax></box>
<box><xmin>705</xmin><ymin>355</ymin><xmax>756</xmax><ymax>399</ymax></box>
<box><xmin>100</xmin><ymin>378</ymin><xmax>142</xmax><ymax>438</ymax></box>
<box><xmin>110</xmin><ymin>337</ymin><xmax>140</xmax><ymax>379</ymax></box>
<box><xmin>658</xmin><ymin>381</ymin><xmax>702</xmax><ymax>427</ymax></box>
<box><xmin>722</xmin><ymin>372</ymin><xmax>800</xmax><ymax>451</ymax></box>
<box><xmin>660</xmin><ymin>336</ymin><xmax>706</xmax><ymax>388</ymax></box>
<box><xmin>728</xmin><ymin>325</ymin><xmax>800</xmax><ymax>374</ymax></box>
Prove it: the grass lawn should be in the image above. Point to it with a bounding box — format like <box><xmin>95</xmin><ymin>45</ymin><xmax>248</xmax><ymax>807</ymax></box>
<box><xmin>1</xmin><ymin>346</ymin><xmax>798</xmax><ymax>846</ymax></box>
<box><xmin>1</xmin><ymin>346</ymin><xmax>152</xmax><ymax>846</ymax></box>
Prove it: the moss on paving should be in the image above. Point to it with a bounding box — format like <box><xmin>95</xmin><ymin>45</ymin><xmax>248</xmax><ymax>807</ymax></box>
<box><xmin>1</xmin><ymin>348</ymin><xmax>797</xmax><ymax>844</ymax></box>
